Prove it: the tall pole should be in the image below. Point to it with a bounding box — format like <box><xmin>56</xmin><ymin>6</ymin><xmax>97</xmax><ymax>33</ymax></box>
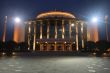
<box><xmin>105</xmin><ymin>15</ymin><xmax>109</xmax><ymax>41</ymax></box>
<box><xmin>2</xmin><ymin>16</ymin><xmax>7</xmax><ymax>42</ymax></box>
<box><xmin>13</xmin><ymin>17</ymin><xmax>21</xmax><ymax>43</ymax></box>
<box><xmin>93</xmin><ymin>22</ymin><xmax>99</xmax><ymax>42</ymax></box>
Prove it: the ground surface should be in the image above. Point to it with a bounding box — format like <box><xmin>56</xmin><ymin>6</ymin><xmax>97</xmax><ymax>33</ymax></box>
<box><xmin>0</xmin><ymin>56</ymin><xmax>110</xmax><ymax>73</ymax></box>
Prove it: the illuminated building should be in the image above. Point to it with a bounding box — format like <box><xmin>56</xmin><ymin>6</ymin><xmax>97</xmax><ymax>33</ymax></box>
<box><xmin>25</xmin><ymin>11</ymin><xmax>87</xmax><ymax>51</ymax></box>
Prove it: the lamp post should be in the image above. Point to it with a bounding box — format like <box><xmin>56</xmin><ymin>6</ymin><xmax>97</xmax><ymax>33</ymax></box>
<box><xmin>15</xmin><ymin>17</ymin><xmax>21</xmax><ymax>23</ymax></box>
<box><xmin>2</xmin><ymin>16</ymin><xmax>7</xmax><ymax>42</ymax></box>
<box><xmin>105</xmin><ymin>15</ymin><xmax>109</xmax><ymax>41</ymax></box>
<box><xmin>90</xmin><ymin>17</ymin><xmax>99</xmax><ymax>42</ymax></box>
<box><xmin>13</xmin><ymin>17</ymin><xmax>21</xmax><ymax>43</ymax></box>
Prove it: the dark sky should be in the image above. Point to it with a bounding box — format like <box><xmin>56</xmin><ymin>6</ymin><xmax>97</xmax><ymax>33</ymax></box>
<box><xmin>0</xmin><ymin>0</ymin><xmax>110</xmax><ymax>41</ymax></box>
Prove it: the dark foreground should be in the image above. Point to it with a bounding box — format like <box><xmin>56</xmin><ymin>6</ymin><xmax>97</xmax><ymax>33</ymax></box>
<box><xmin>0</xmin><ymin>55</ymin><xmax>110</xmax><ymax>73</ymax></box>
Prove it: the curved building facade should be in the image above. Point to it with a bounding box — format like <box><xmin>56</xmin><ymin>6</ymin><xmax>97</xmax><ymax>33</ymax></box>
<box><xmin>25</xmin><ymin>11</ymin><xmax>87</xmax><ymax>51</ymax></box>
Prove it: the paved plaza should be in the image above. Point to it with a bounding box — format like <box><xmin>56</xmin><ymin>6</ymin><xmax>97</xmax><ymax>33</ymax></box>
<box><xmin>0</xmin><ymin>56</ymin><xmax>110</xmax><ymax>73</ymax></box>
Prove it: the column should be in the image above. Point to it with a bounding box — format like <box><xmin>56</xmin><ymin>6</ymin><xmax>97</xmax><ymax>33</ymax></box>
<box><xmin>47</xmin><ymin>20</ymin><xmax>50</xmax><ymax>39</ymax></box>
<box><xmin>40</xmin><ymin>44</ymin><xmax>43</xmax><ymax>51</ymax></box>
<box><xmin>62</xmin><ymin>20</ymin><xmax>65</xmax><ymax>51</ymax></box>
<box><xmin>55</xmin><ymin>20</ymin><xmax>57</xmax><ymax>39</ymax></box>
<box><xmin>47</xmin><ymin>43</ymin><xmax>50</xmax><ymax>51</ymax></box>
<box><xmin>40</xmin><ymin>21</ymin><xmax>43</xmax><ymax>51</ymax></box>
<box><xmin>69</xmin><ymin>20</ymin><xmax>72</xmax><ymax>39</ymax></box>
<box><xmin>28</xmin><ymin>22</ymin><xmax>31</xmax><ymax>50</ymax></box>
<box><xmin>55</xmin><ymin>42</ymin><xmax>57</xmax><ymax>51</ymax></box>
<box><xmin>40</xmin><ymin>21</ymin><xmax>43</xmax><ymax>39</ymax></box>
<box><xmin>62</xmin><ymin>43</ymin><xmax>65</xmax><ymax>51</ymax></box>
<box><xmin>81</xmin><ymin>22</ymin><xmax>84</xmax><ymax>48</ymax></box>
<box><xmin>69</xmin><ymin>20</ymin><xmax>72</xmax><ymax>51</ymax></box>
<box><xmin>62</xmin><ymin>20</ymin><xmax>65</xmax><ymax>39</ymax></box>
<box><xmin>33</xmin><ymin>22</ymin><xmax>36</xmax><ymax>51</ymax></box>
<box><xmin>76</xmin><ymin>22</ymin><xmax>79</xmax><ymax>51</ymax></box>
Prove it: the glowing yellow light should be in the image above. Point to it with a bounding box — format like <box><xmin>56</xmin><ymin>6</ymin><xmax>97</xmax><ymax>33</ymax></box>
<box><xmin>28</xmin><ymin>48</ymin><xmax>30</xmax><ymax>50</ymax></box>
<box><xmin>103</xmin><ymin>53</ymin><xmax>107</xmax><ymax>56</ymax></box>
<box><xmin>55</xmin><ymin>42</ymin><xmax>57</xmax><ymax>44</ymax></box>
<box><xmin>92</xmin><ymin>17</ymin><xmax>98</xmax><ymax>23</ymax></box>
<box><xmin>93</xmin><ymin>52</ymin><xmax>96</xmax><ymax>55</ymax></box>
<box><xmin>81</xmin><ymin>27</ymin><xmax>83</xmax><ymax>32</ymax></box>
<box><xmin>73</xmin><ymin>42</ymin><xmax>75</xmax><ymax>44</ymax></box>
<box><xmin>71</xmin><ymin>23</ymin><xmax>75</xmax><ymax>27</ymax></box>
<box><xmin>12</xmin><ymin>52</ymin><xmax>16</xmax><ymax>55</ymax></box>
<box><xmin>15</xmin><ymin>17</ymin><xmax>21</xmax><ymax>23</ymax></box>
<box><xmin>2</xmin><ymin>52</ymin><xmax>6</xmax><ymax>55</ymax></box>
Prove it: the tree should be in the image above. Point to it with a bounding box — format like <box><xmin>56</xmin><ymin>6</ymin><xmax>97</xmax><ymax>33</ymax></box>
<box><xmin>18</xmin><ymin>42</ymin><xmax>28</xmax><ymax>52</ymax></box>
<box><xmin>86</xmin><ymin>41</ymin><xmax>96</xmax><ymax>52</ymax></box>
<box><xmin>0</xmin><ymin>41</ymin><xmax>4</xmax><ymax>51</ymax></box>
<box><xmin>96</xmin><ymin>40</ymin><xmax>109</xmax><ymax>54</ymax></box>
<box><xmin>5</xmin><ymin>41</ymin><xmax>17</xmax><ymax>52</ymax></box>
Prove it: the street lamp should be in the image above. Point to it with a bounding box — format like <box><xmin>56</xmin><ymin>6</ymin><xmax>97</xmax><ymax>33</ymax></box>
<box><xmin>92</xmin><ymin>17</ymin><xmax>98</xmax><ymax>23</ymax></box>
<box><xmin>92</xmin><ymin>16</ymin><xmax>109</xmax><ymax>41</ymax></box>
<box><xmin>89</xmin><ymin>17</ymin><xmax>99</xmax><ymax>42</ymax></box>
<box><xmin>105</xmin><ymin>15</ymin><xmax>109</xmax><ymax>41</ymax></box>
<box><xmin>15</xmin><ymin>17</ymin><xmax>21</xmax><ymax>23</ymax></box>
<box><xmin>13</xmin><ymin>17</ymin><xmax>21</xmax><ymax>43</ymax></box>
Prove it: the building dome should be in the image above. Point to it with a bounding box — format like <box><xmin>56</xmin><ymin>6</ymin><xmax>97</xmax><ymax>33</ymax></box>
<box><xmin>37</xmin><ymin>11</ymin><xmax>75</xmax><ymax>19</ymax></box>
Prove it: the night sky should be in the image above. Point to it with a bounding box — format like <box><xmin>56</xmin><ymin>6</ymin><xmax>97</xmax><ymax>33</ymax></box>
<box><xmin>0</xmin><ymin>0</ymin><xmax>110</xmax><ymax>41</ymax></box>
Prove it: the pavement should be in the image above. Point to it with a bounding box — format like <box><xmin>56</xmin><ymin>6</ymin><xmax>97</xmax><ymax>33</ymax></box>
<box><xmin>0</xmin><ymin>56</ymin><xmax>110</xmax><ymax>73</ymax></box>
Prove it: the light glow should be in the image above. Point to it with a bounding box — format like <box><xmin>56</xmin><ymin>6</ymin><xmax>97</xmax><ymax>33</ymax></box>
<box><xmin>12</xmin><ymin>52</ymin><xmax>16</xmax><ymax>55</ymax></box>
<box><xmin>2</xmin><ymin>52</ymin><xmax>6</xmax><ymax>55</ymax></box>
<box><xmin>15</xmin><ymin>17</ymin><xmax>21</xmax><ymax>23</ymax></box>
<box><xmin>71</xmin><ymin>23</ymin><xmax>75</xmax><ymax>27</ymax></box>
<box><xmin>92</xmin><ymin>17</ymin><xmax>98</xmax><ymax>23</ymax></box>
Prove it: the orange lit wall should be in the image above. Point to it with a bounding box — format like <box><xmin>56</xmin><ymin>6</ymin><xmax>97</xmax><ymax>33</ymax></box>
<box><xmin>87</xmin><ymin>23</ymin><xmax>99</xmax><ymax>42</ymax></box>
<box><xmin>93</xmin><ymin>26</ymin><xmax>99</xmax><ymax>42</ymax></box>
<box><xmin>13</xmin><ymin>24</ymin><xmax>19</xmax><ymax>42</ymax></box>
<box><xmin>13</xmin><ymin>23</ymin><xmax>25</xmax><ymax>43</ymax></box>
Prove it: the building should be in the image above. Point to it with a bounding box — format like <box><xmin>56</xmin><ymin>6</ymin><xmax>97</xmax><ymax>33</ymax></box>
<box><xmin>25</xmin><ymin>11</ymin><xmax>87</xmax><ymax>51</ymax></box>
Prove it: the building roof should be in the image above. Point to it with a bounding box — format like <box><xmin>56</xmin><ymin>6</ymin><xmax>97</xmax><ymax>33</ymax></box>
<box><xmin>36</xmin><ymin>11</ymin><xmax>75</xmax><ymax>19</ymax></box>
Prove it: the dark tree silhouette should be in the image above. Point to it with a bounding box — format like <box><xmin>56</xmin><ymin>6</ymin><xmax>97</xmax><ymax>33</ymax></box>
<box><xmin>18</xmin><ymin>42</ymin><xmax>28</xmax><ymax>52</ymax></box>
<box><xmin>96</xmin><ymin>40</ymin><xmax>109</xmax><ymax>55</ymax></box>
<box><xmin>86</xmin><ymin>41</ymin><xmax>96</xmax><ymax>52</ymax></box>
<box><xmin>0</xmin><ymin>41</ymin><xmax>4</xmax><ymax>51</ymax></box>
<box><xmin>4</xmin><ymin>41</ymin><xmax>17</xmax><ymax>54</ymax></box>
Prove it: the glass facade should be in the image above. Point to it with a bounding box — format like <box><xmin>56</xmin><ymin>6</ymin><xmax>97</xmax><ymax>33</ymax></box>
<box><xmin>42</xmin><ymin>20</ymin><xmax>47</xmax><ymax>39</ymax></box>
<box><xmin>57</xmin><ymin>20</ymin><xmax>62</xmax><ymax>38</ymax></box>
<box><xmin>49</xmin><ymin>20</ymin><xmax>55</xmax><ymax>38</ymax></box>
<box><xmin>64</xmin><ymin>21</ymin><xmax>70</xmax><ymax>39</ymax></box>
<box><xmin>36</xmin><ymin>21</ymin><xmax>40</xmax><ymax>39</ymax></box>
